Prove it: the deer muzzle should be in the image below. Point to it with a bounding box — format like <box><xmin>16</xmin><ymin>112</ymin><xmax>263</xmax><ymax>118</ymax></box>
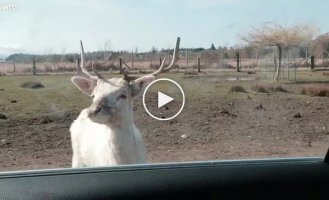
<box><xmin>87</xmin><ymin>98</ymin><xmax>107</xmax><ymax>118</ymax></box>
<box><xmin>88</xmin><ymin>105</ymin><xmax>102</xmax><ymax>117</ymax></box>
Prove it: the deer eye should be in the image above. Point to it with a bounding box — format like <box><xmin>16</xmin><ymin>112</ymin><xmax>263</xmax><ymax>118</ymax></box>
<box><xmin>118</xmin><ymin>94</ymin><xmax>127</xmax><ymax>100</ymax></box>
<box><xmin>91</xmin><ymin>95</ymin><xmax>95</xmax><ymax>98</ymax></box>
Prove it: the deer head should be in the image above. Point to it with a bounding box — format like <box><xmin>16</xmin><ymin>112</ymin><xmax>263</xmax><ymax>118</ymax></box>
<box><xmin>71</xmin><ymin>38</ymin><xmax>180</xmax><ymax>125</ymax></box>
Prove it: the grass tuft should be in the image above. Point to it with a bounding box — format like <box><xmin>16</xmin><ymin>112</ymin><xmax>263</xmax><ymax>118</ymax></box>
<box><xmin>230</xmin><ymin>85</ymin><xmax>247</xmax><ymax>93</ymax></box>
<box><xmin>252</xmin><ymin>84</ymin><xmax>289</xmax><ymax>93</ymax></box>
<box><xmin>20</xmin><ymin>81</ymin><xmax>44</xmax><ymax>89</ymax></box>
<box><xmin>301</xmin><ymin>84</ymin><xmax>329</xmax><ymax>97</ymax></box>
<box><xmin>268</xmin><ymin>86</ymin><xmax>289</xmax><ymax>93</ymax></box>
<box><xmin>184</xmin><ymin>71</ymin><xmax>199</xmax><ymax>75</ymax></box>
<box><xmin>251</xmin><ymin>85</ymin><xmax>269</xmax><ymax>93</ymax></box>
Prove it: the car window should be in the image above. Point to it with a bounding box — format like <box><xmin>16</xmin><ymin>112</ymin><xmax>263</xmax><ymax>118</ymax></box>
<box><xmin>0</xmin><ymin>0</ymin><xmax>328</xmax><ymax>171</ymax></box>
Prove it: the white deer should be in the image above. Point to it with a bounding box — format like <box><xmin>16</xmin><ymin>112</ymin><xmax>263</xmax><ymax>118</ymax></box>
<box><xmin>70</xmin><ymin>38</ymin><xmax>180</xmax><ymax>167</ymax></box>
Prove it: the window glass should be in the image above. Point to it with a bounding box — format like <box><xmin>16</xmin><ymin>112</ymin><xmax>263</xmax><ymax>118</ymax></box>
<box><xmin>0</xmin><ymin>0</ymin><xmax>328</xmax><ymax>171</ymax></box>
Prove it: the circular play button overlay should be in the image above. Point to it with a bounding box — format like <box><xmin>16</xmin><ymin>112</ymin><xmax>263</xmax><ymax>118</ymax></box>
<box><xmin>142</xmin><ymin>78</ymin><xmax>185</xmax><ymax>121</ymax></box>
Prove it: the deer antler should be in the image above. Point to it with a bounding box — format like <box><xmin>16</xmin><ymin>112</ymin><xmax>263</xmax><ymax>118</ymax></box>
<box><xmin>78</xmin><ymin>40</ymin><xmax>104</xmax><ymax>81</ymax></box>
<box><xmin>76</xmin><ymin>38</ymin><xmax>180</xmax><ymax>82</ymax></box>
<box><xmin>121</xmin><ymin>37</ymin><xmax>180</xmax><ymax>82</ymax></box>
<box><xmin>164</xmin><ymin>37</ymin><xmax>180</xmax><ymax>71</ymax></box>
<box><xmin>91</xmin><ymin>61</ymin><xmax>105</xmax><ymax>79</ymax></box>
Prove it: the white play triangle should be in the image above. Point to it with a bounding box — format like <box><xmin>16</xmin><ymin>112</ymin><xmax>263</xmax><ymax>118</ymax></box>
<box><xmin>157</xmin><ymin>91</ymin><xmax>174</xmax><ymax>108</ymax></box>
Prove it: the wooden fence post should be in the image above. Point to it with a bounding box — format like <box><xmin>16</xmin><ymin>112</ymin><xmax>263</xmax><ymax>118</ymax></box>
<box><xmin>197</xmin><ymin>57</ymin><xmax>201</xmax><ymax>73</ymax></box>
<box><xmin>311</xmin><ymin>56</ymin><xmax>315</xmax><ymax>71</ymax></box>
<box><xmin>203</xmin><ymin>51</ymin><xmax>206</xmax><ymax>69</ymax></box>
<box><xmin>273</xmin><ymin>50</ymin><xmax>277</xmax><ymax>68</ymax></box>
<box><xmin>186</xmin><ymin>49</ymin><xmax>188</xmax><ymax>69</ymax></box>
<box><xmin>74</xmin><ymin>59</ymin><xmax>77</xmax><ymax>72</ymax></box>
<box><xmin>119</xmin><ymin>58</ymin><xmax>122</xmax><ymax>74</ymax></box>
<box><xmin>131</xmin><ymin>51</ymin><xmax>134</xmax><ymax>69</ymax></box>
<box><xmin>255</xmin><ymin>49</ymin><xmax>258</xmax><ymax>67</ymax></box>
<box><xmin>236</xmin><ymin>51</ymin><xmax>240</xmax><ymax>72</ymax></box>
<box><xmin>32</xmin><ymin>55</ymin><xmax>36</xmax><ymax>75</ymax></box>
<box><xmin>75</xmin><ymin>58</ymin><xmax>80</xmax><ymax>73</ymax></box>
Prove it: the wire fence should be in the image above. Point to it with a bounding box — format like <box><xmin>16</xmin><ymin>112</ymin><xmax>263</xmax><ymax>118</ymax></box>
<box><xmin>1</xmin><ymin>49</ymin><xmax>328</xmax><ymax>82</ymax></box>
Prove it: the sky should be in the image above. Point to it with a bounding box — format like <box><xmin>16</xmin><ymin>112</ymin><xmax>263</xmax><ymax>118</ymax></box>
<box><xmin>0</xmin><ymin>0</ymin><xmax>329</xmax><ymax>56</ymax></box>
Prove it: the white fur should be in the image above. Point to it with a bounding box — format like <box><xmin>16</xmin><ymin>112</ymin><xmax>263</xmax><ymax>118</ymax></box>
<box><xmin>70</xmin><ymin>109</ymin><xmax>146</xmax><ymax>167</ymax></box>
<box><xmin>70</xmin><ymin>76</ymin><xmax>154</xmax><ymax>167</ymax></box>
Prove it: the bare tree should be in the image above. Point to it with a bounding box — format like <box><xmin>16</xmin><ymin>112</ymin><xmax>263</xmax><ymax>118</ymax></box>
<box><xmin>241</xmin><ymin>23</ymin><xmax>316</xmax><ymax>81</ymax></box>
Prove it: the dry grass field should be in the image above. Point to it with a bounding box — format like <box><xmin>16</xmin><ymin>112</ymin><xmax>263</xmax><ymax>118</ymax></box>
<box><xmin>0</xmin><ymin>70</ymin><xmax>329</xmax><ymax>171</ymax></box>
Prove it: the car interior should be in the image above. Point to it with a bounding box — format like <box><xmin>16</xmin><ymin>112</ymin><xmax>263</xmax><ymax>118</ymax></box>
<box><xmin>0</xmin><ymin>154</ymin><xmax>329</xmax><ymax>199</ymax></box>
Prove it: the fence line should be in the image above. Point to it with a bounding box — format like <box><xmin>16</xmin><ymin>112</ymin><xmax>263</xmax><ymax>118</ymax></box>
<box><xmin>0</xmin><ymin>49</ymin><xmax>328</xmax><ymax>79</ymax></box>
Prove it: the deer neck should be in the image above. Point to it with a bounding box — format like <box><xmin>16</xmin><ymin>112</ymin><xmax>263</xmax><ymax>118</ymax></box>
<box><xmin>105</xmin><ymin>111</ymin><xmax>139</xmax><ymax>164</ymax></box>
<box><xmin>105</xmin><ymin>107</ymin><xmax>136</xmax><ymax>148</ymax></box>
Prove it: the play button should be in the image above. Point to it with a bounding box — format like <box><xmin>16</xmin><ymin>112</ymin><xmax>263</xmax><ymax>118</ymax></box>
<box><xmin>143</xmin><ymin>78</ymin><xmax>185</xmax><ymax>121</ymax></box>
<box><xmin>158</xmin><ymin>91</ymin><xmax>174</xmax><ymax>108</ymax></box>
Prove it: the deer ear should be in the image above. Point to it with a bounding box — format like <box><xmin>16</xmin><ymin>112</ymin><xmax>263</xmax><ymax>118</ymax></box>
<box><xmin>131</xmin><ymin>75</ymin><xmax>155</xmax><ymax>97</ymax></box>
<box><xmin>71</xmin><ymin>76</ymin><xmax>96</xmax><ymax>96</ymax></box>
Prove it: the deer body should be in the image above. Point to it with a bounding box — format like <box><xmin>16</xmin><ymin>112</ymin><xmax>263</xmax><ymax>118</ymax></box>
<box><xmin>70</xmin><ymin>38</ymin><xmax>179</xmax><ymax>168</ymax></box>
<box><xmin>70</xmin><ymin>108</ymin><xmax>146</xmax><ymax>167</ymax></box>
<box><xmin>69</xmin><ymin>77</ymin><xmax>153</xmax><ymax>167</ymax></box>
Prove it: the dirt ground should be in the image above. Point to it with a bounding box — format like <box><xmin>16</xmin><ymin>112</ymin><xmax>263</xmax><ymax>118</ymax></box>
<box><xmin>0</xmin><ymin>73</ymin><xmax>329</xmax><ymax>172</ymax></box>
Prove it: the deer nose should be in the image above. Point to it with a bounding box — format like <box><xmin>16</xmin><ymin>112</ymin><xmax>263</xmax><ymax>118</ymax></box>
<box><xmin>88</xmin><ymin>105</ymin><xmax>102</xmax><ymax>117</ymax></box>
